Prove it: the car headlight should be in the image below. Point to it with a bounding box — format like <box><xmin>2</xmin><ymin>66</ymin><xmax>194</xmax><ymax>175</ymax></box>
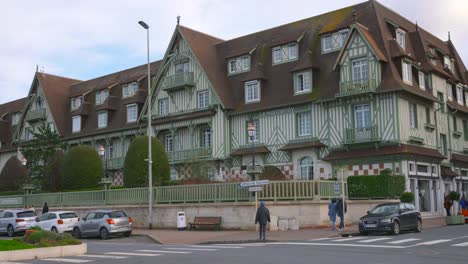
<box><xmin>380</xmin><ymin>218</ymin><xmax>391</xmax><ymax>223</ymax></box>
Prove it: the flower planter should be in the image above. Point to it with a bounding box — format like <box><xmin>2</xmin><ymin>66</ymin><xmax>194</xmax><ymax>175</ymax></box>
<box><xmin>445</xmin><ymin>215</ymin><xmax>465</xmax><ymax>225</ymax></box>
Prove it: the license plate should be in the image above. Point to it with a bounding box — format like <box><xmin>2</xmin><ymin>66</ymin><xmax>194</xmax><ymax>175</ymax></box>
<box><xmin>365</xmin><ymin>224</ymin><xmax>377</xmax><ymax>228</ymax></box>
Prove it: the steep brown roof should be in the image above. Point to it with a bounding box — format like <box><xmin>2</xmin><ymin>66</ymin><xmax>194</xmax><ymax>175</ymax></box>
<box><xmin>0</xmin><ymin>97</ymin><xmax>27</xmax><ymax>152</ymax></box>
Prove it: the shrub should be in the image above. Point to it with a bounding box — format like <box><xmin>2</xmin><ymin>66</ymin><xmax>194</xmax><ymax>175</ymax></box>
<box><xmin>24</xmin><ymin>230</ymin><xmax>80</xmax><ymax>247</ymax></box>
<box><xmin>45</xmin><ymin>150</ymin><xmax>64</xmax><ymax>192</ymax></box>
<box><xmin>400</xmin><ymin>192</ymin><xmax>415</xmax><ymax>203</ymax></box>
<box><xmin>124</xmin><ymin>136</ymin><xmax>170</xmax><ymax>187</ymax></box>
<box><xmin>0</xmin><ymin>156</ymin><xmax>27</xmax><ymax>191</ymax></box>
<box><xmin>62</xmin><ymin>145</ymin><xmax>103</xmax><ymax>190</ymax></box>
<box><xmin>448</xmin><ymin>191</ymin><xmax>460</xmax><ymax>202</ymax></box>
<box><xmin>347</xmin><ymin>175</ymin><xmax>405</xmax><ymax>199</ymax></box>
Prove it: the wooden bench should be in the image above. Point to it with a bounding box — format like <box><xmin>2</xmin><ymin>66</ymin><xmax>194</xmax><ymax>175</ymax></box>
<box><xmin>189</xmin><ymin>216</ymin><xmax>221</xmax><ymax>230</ymax></box>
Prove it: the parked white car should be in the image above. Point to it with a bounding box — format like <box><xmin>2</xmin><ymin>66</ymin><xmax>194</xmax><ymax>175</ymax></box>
<box><xmin>0</xmin><ymin>209</ymin><xmax>37</xmax><ymax>237</ymax></box>
<box><xmin>33</xmin><ymin>211</ymin><xmax>79</xmax><ymax>233</ymax></box>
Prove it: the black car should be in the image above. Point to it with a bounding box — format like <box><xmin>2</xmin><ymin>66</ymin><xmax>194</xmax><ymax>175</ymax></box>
<box><xmin>359</xmin><ymin>202</ymin><xmax>422</xmax><ymax>235</ymax></box>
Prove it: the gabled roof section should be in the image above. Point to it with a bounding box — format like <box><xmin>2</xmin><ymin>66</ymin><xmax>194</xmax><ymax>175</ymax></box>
<box><xmin>0</xmin><ymin>97</ymin><xmax>27</xmax><ymax>151</ymax></box>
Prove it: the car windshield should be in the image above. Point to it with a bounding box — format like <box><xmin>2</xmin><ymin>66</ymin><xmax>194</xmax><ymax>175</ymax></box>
<box><xmin>59</xmin><ymin>213</ymin><xmax>78</xmax><ymax>219</ymax></box>
<box><xmin>369</xmin><ymin>204</ymin><xmax>399</xmax><ymax>216</ymax></box>
<box><xmin>17</xmin><ymin>211</ymin><xmax>37</xmax><ymax>218</ymax></box>
<box><xmin>107</xmin><ymin>211</ymin><xmax>127</xmax><ymax>218</ymax></box>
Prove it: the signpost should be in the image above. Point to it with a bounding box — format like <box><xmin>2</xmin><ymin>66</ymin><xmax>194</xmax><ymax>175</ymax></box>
<box><xmin>240</xmin><ymin>180</ymin><xmax>269</xmax><ymax>211</ymax></box>
<box><xmin>333</xmin><ymin>181</ymin><xmax>340</xmax><ymax>195</ymax></box>
<box><xmin>248</xmin><ymin>186</ymin><xmax>263</xmax><ymax>192</ymax></box>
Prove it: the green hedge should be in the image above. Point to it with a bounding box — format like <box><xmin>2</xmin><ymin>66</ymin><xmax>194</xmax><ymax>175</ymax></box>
<box><xmin>62</xmin><ymin>145</ymin><xmax>103</xmax><ymax>190</ymax></box>
<box><xmin>348</xmin><ymin>175</ymin><xmax>405</xmax><ymax>199</ymax></box>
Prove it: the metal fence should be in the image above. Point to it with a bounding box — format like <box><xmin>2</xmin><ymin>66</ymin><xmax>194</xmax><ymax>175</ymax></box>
<box><xmin>0</xmin><ymin>180</ymin><xmax>347</xmax><ymax>208</ymax></box>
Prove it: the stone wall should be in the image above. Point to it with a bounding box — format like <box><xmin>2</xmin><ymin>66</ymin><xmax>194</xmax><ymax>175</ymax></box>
<box><xmin>43</xmin><ymin>199</ymin><xmax>397</xmax><ymax>230</ymax></box>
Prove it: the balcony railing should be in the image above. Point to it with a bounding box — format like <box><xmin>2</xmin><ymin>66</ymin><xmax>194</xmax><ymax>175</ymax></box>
<box><xmin>161</xmin><ymin>72</ymin><xmax>195</xmax><ymax>92</ymax></box>
<box><xmin>95</xmin><ymin>96</ymin><xmax>118</xmax><ymax>111</ymax></box>
<box><xmin>337</xmin><ymin>78</ymin><xmax>376</xmax><ymax>97</ymax></box>
<box><xmin>344</xmin><ymin>125</ymin><xmax>379</xmax><ymax>144</ymax></box>
<box><xmin>25</xmin><ymin>109</ymin><xmax>46</xmax><ymax>123</ymax></box>
<box><xmin>246</xmin><ymin>165</ymin><xmax>264</xmax><ymax>175</ymax></box>
<box><xmin>167</xmin><ymin>147</ymin><xmax>211</xmax><ymax>163</ymax></box>
<box><xmin>106</xmin><ymin>157</ymin><xmax>124</xmax><ymax>170</ymax></box>
<box><xmin>71</xmin><ymin>102</ymin><xmax>91</xmax><ymax>116</ymax></box>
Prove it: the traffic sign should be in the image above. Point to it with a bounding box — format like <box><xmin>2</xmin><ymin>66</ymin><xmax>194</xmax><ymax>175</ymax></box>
<box><xmin>333</xmin><ymin>181</ymin><xmax>340</xmax><ymax>195</ymax></box>
<box><xmin>240</xmin><ymin>180</ymin><xmax>269</xmax><ymax>187</ymax></box>
<box><xmin>248</xmin><ymin>186</ymin><xmax>263</xmax><ymax>192</ymax></box>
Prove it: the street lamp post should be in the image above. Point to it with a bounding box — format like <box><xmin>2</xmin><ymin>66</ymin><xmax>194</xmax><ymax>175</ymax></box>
<box><xmin>98</xmin><ymin>145</ymin><xmax>107</xmax><ymax>179</ymax></box>
<box><xmin>247</xmin><ymin>121</ymin><xmax>256</xmax><ymax>181</ymax></box>
<box><xmin>138</xmin><ymin>20</ymin><xmax>153</xmax><ymax>230</ymax></box>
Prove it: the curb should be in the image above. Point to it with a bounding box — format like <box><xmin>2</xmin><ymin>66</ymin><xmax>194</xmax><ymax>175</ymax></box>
<box><xmin>0</xmin><ymin>243</ymin><xmax>87</xmax><ymax>262</ymax></box>
<box><xmin>132</xmin><ymin>234</ymin><xmax>162</xmax><ymax>244</ymax></box>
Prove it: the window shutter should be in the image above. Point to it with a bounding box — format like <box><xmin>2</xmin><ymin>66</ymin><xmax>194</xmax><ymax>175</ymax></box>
<box><xmin>464</xmin><ymin>120</ymin><xmax>468</xmax><ymax>141</ymax></box>
<box><xmin>426</xmin><ymin>107</ymin><xmax>430</xmax><ymax>124</ymax></box>
<box><xmin>414</xmin><ymin>104</ymin><xmax>418</xmax><ymax>129</ymax></box>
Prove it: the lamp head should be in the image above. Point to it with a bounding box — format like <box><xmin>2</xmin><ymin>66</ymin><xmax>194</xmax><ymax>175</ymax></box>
<box><xmin>138</xmin><ymin>21</ymin><xmax>149</xmax><ymax>29</ymax></box>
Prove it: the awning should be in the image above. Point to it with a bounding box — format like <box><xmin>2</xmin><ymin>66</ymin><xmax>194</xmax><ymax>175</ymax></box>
<box><xmin>451</xmin><ymin>153</ymin><xmax>468</xmax><ymax>164</ymax></box>
<box><xmin>231</xmin><ymin>146</ymin><xmax>270</xmax><ymax>156</ymax></box>
<box><xmin>441</xmin><ymin>166</ymin><xmax>458</xmax><ymax>178</ymax></box>
<box><xmin>279</xmin><ymin>140</ymin><xmax>325</xmax><ymax>151</ymax></box>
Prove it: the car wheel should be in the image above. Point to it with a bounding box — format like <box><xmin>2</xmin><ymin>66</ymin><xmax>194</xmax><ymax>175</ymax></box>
<box><xmin>51</xmin><ymin>227</ymin><xmax>58</xmax><ymax>233</ymax></box>
<box><xmin>415</xmin><ymin>219</ymin><xmax>422</xmax><ymax>233</ymax></box>
<box><xmin>123</xmin><ymin>231</ymin><xmax>131</xmax><ymax>237</ymax></box>
<box><xmin>7</xmin><ymin>225</ymin><xmax>14</xmax><ymax>237</ymax></box>
<box><xmin>72</xmin><ymin>227</ymin><xmax>81</xmax><ymax>239</ymax></box>
<box><xmin>100</xmin><ymin>228</ymin><xmax>109</xmax><ymax>240</ymax></box>
<box><xmin>391</xmin><ymin>221</ymin><xmax>400</xmax><ymax>235</ymax></box>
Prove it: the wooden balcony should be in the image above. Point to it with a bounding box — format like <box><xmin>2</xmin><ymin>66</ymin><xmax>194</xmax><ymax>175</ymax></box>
<box><xmin>161</xmin><ymin>72</ymin><xmax>195</xmax><ymax>92</ymax></box>
<box><xmin>25</xmin><ymin>109</ymin><xmax>46</xmax><ymax>123</ymax></box>
<box><xmin>71</xmin><ymin>102</ymin><xmax>91</xmax><ymax>116</ymax></box>
<box><xmin>95</xmin><ymin>96</ymin><xmax>118</xmax><ymax>111</ymax></box>
<box><xmin>337</xmin><ymin>78</ymin><xmax>376</xmax><ymax>97</ymax></box>
<box><xmin>246</xmin><ymin>165</ymin><xmax>264</xmax><ymax>175</ymax></box>
<box><xmin>166</xmin><ymin>147</ymin><xmax>211</xmax><ymax>164</ymax></box>
<box><xmin>344</xmin><ymin>125</ymin><xmax>379</xmax><ymax>144</ymax></box>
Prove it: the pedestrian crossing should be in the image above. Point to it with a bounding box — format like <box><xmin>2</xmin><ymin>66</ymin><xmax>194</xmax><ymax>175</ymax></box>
<box><xmin>304</xmin><ymin>236</ymin><xmax>468</xmax><ymax>248</ymax></box>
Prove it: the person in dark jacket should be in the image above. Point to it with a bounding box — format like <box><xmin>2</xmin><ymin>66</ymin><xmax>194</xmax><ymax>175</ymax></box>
<box><xmin>42</xmin><ymin>202</ymin><xmax>49</xmax><ymax>214</ymax></box>
<box><xmin>328</xmin><ymin>198</ymin><xmax>337</xmax><ymax>230</ymax></box>
<box><xmin>255</xmin><ymin>201</ymin><xmax>270</xmax><ymax>240</ymax></box>
<box><xmin>335</xmin><ymin>197</ymin><xmax>347</xmax><ymax>230</ymax></box>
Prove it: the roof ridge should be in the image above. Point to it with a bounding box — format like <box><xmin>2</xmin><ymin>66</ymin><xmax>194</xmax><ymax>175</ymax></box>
<box><xmin>36</xmin><ymin>72</ymin><xmax>82</xmax><ymax>83</ymax></box>
<box><xmin>177</xmin><ymin>25</ymin><xmax>224</xmax><ymax>42</ymax></box>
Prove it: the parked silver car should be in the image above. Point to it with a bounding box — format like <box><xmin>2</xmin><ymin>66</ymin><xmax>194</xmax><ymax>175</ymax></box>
<box><xmin>0</xmin><ymin>209</ymin><xmax>38</xmax><ymax>237</ymax></box>
<box><xmin>72</xmin><ymin>210</ymin><xmax>132</xmax><ymax>239</ymax></box>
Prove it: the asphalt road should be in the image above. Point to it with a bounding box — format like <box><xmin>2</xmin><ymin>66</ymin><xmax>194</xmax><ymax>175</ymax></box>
<box><xmin>9</xmin><ymin>224</ymin><xmax>468</xmax><ymax>264</ymax></box>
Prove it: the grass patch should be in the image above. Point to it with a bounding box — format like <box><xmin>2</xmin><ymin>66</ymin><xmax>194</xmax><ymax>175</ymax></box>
<box><xmin>0</xmin><ymin>230</ymin><xmax>81</xmax><ymax>252</ymax></box>
<box><xmin>0</xmin><ymin>240</ymin><xmax>35</xmax><ymax>251</ymax></box>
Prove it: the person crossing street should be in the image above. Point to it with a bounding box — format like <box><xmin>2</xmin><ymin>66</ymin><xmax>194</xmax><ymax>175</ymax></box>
<box><xmin>255</xmin><ymin>201</ymin><xmax>270</xmax><ymax>241</ymax></box>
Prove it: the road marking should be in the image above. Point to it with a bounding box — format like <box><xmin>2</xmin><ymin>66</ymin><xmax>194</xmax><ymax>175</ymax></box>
<box><xmin>308</xmin><ymin>238</ymin><xmax>334</xmax><ymax>241</ymax></box>
<box><xmin>190</xmin><ymin>245</ymin><xmax>244</xmax><ymax>249</ymax></box>
<box><xmin>358</xmin><ymin>237</ymin><xmax>392</xmax><ymax>243</ymax></box>
<box><xmin>105</xmin><ymin>252</ymin><xmax>161</xmax><ymax>257</ymax></box>
<box><xmin>0</xmin><ymin>262</ymin><xmax>33</xmax><ymax>264</ymax></box>
<box><xmin>332</xmin><ymin>237</ymin><xmax>365</xmax><ymax>242</ymax></box>
<box><xmin>42</xmin><ymin>259</ymin><xmax>92</xmax><ymax>263</ymax></box>
<box><xmin>417</xmin><ymin>239</ymin><xmax>452</xmax><ymax>245</ymax></box>
<box><xmin>137</xmin><ymin>250</ymin><xmax>191</xmax><ymax>254</ymax></box>
<box><xmin>80</xmin><ymin>254</ymin><xmax>128</xmax><ymax>259</ymax></box>
<box><xmin>387</xmin><ymin>238</ymin><xmax>420</xmax><ymax>244</ymax></box>
<box><xmin>270</xmin><ymin>242</ymin><xmax>405</xmax><ymax>249</ymax></box>
<box><xmin>213</xmin><ymin>243</ymin><xmax>265</xmax><ymax>247</ymax></box>
<box><xmin>165</xmin><ymin>247</ymin><xmax>218</xmax><ymax>251</ymax></box>
<box><xmin>451</xmin><ymin>242</ymin><xmax>468</xmax><ymax>247</ymax></box>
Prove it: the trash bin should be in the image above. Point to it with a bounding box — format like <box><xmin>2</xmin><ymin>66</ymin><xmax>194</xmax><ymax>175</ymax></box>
<box><xmin>177</xmin><ymin>212</ymin><xmax>186</xmax><ymax>230</ymax></box>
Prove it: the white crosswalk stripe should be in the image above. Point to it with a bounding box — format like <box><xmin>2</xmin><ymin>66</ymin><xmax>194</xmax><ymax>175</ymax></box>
<box><xmin>358</xmin><ymin>237</ymin><xmax>392</xmax><ymax>243</ymax></box>
<box><xmin>451</xmin><ymin>242</ymin><xmax>468</xmax><ymax>247</ymax></box>
<box><xmin>105</xmin><ymin>252</ymin><xmax>161</xmax><ymax>257</ymax></box>
<box><xmin>137</xmin><ymin>250</ymin><xmax>191</xmax><ymax>254</ymax></box>
<box><xmin>80</xmin><ymin>254</ymin><xmax>128</xmax><ymax>259</ymax></box>
<box><xmin>332</xmin><ymin>237</ymin><xmax>365</xmax><ymax>242</ymax></box>
<box><xmin>308</xmin><ymin>238</ymin><xmax>334</xmax><ymax>241</ymax></box>
<box><xmin>165</xmin><ymin>247</ymin><xmax>218</xmax><ymax>251</ymax></box>
<box><xmin>417</xmin><ymin>239</ymin><xmax>452</xmax><ymax>245</ymax></box>
<box><xmin>387</xmin><ymin>238</ymin><xmax>421</xmax><ymax>244</ymax></box>
<box><xmin>41</xmin><ymin>258</ymin><xmax>92</xmax><ymax>263</ymax></box>
<box><xmin>190</xmin><ymin>245</ymin><xmax>244</xmax><ymax>249</ymax></box>
<box><xmin>213</xmin><ymin>243</ymin><xmax>265</xmax><ymax>247</ymax></box>
<box><xmin>0</xmin><ymin>262</ymin><xmax>32</xmax><ymax>264</ymax></box>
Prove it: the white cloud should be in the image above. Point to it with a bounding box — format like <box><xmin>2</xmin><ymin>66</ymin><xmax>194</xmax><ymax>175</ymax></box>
<box><xmin>0</xmin><ymin>0</ymin><xmax>467</xmax><ymax>104</ymax></box>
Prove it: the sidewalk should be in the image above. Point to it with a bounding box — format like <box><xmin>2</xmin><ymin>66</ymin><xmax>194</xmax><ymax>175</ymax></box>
<box><xmin>133</xmin><ymin>216</ymin><xmax>446</xmax><ymax>245</ymax></box>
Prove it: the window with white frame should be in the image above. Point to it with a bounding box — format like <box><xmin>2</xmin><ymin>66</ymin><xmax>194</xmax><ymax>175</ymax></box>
<box><xmin>352</xmin><ymin>58</ymin><xmax>369</xmax><ymax>81</ymax></box>
<box><xmin>432</xmin><ymin>165</ymin><xmax>437</xmax><ymax>176</ymax></box>
<box><xmin>272</xmin><ymin>42</ymin><xmax>298</xmax><ymax>64</ymax></box>
<box><xmin>321</xmin><ymin>29</ymin><xmax>349</xmax><ymax>53</ymax></box>
<box><xmin>122</xmin><ymin>82</ymin><xmax>138</xmax><ymax>98</ymax></box>
<box><xmin>72</xmin><ymin>116</ymin><xmax>81</xmax><ymax>133</ymax></box>
<box><xmin>447</xmin><ymin>83</ymin><xmax>453</xmax><ymax>101</ymax></box>
<box><xmin>159</xmin><ymin>98</ymin><xmax>169</xmax><ymax>115</ymax></box>
<box><xmin>465</xmin><ymin>91</ymin><xmax>468</xmax><ymax>106</ymax></box>
<box><xmin>294</xmin><ymin>70</ymin><xmax>312</xmax><ymax>94</ymax></box>
<box><xmin>197</xmin><ymin>90</ymin><xmax>209</xmax><ymax>108</ymax></box>
<box><xmin>456</xmin><ymin>85</ymin><xmax>463</xmax><ymax>105</ymax></box>
<box><xmin>47</xmin><ymin>122</ymin><xmax>55</xmax><ymax>132</ymax></box>
<box><xmin>297</xmin><ymin>112</ymin><xmax>312</xmax><ymax>136</ymax></box>
<box><xmin>409</xmin><ymin>103</ymin><xmax>418</xmax><ymax>129</ymax></box>
<box><xmin>417</xmin><ymin>164</ymin><xmax>430</xmax><ymax>176</ymax></box>
<box><xmin>71</xmin><ymin>96</ymin><xmax>83</xmax><ymax>111</ymax></box>
<box><xmin>200</xmin><ymin>127</ymin><xmax>211</xmax><ymax>148</ymax></box>
<box><xmin>95</xmin><ymin>90</ymin><xmax>109</xmax><ymax>105</ymax></box>
<box><xmin>402</xmin><ymin>61</ymin><xmax>412</xmax><ymax>84</ymax></box>
<box><xmin>126</xmin><ymin>104</ymin><xmax>137</xmax><ymax>123</ymax></box>
<box><xmin>11</xmin><ymin>112</ymin><xmax>20</xmax><ymax>125</ymax></box>
<box><xmin>170</xmin><ymin>166</ymin><xmax>178</xmax><ymax>180</ymax></box>
<box><xmin>97</xmin><ymin>111</ymin><xmax>108</xmax><ymax>128</ymax></box>
<box><xmin>247</xmin><ymin>120</ymin><xmax>260</xmax><ymax>143</ymax></box>
<box><xmin>164</xmin><ymin>134</ymin><xmax>173</xmax><ymax>152</ymax></box>
<box><xmin>300</xmin><ymin>157</ymin><xmax>314</xmax><ymax>180</ymax></box>
<box><xmin>439</xmin><ymin>133</ymin><xmax>447</xmax><ymax>156</ymax></box>
<box><xmin>408</xmin><ymin>161</ymin><xmax>416</xmax><ymax>174</ymax></box>
<box><xmin>354</xmin><ymin>104</ymin><xmax>370</xmax><ymax>129</ymax></box>
<box><xmin>396</xmin><ymin>29</ymin><xmax>406</xmax><ymax>50</ymax></box>
<box><xmin>444</xmin><ymin>56</ymin><xmax>451</xmax><ymax>69</ymax></box>
<box><xmin>227</xmin><ymin>55</ymin><xmax>250</xmax><ymax>74</ymax></box>
<box><xmin>418</xmin><ymin>71</ymin><xmax>425</xmax><ymax>90</ymax></box>
<box><xmin>450</xmin><ymin>59</ymin><xmax>455</xmax><ymax>73</ymax></box>
<box><xmin>175</xmin><ymin>62</ymin><xmax>189</xmax><ymax>73</ymax></box>
<box><xmin>245</xmin><ymin>80</ymin><xmax>260</xmax><ymax>103</ymax></box>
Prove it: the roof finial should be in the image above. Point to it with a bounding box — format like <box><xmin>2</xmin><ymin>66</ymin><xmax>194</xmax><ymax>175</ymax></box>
<box><xmin>177</xmin><ymin>15</ymin><xmax>181</xmax><ymax>25</ymax></box>
<box><xmin>415</xmin><ymin>21</ymin><xmax>418</xmax><ymax>31</ymax></box>
<box><xmin>352</xmin><ymin>9</ymin><xmax>357</xmax><ymax>22</ymax></box>
<box><xmin>448</xmin><ymin>31</ymin><xmax>451</xmax><ymax>41</ymax></box>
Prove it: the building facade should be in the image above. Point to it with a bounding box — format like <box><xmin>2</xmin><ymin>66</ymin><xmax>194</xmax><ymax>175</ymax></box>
<box><xmin>1</xmin><ymin>0</ymin><xmax>468</xmax><ymax>216</ymax></box>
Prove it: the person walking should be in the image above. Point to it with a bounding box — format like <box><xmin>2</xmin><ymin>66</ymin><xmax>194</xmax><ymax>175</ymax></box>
<box><xmin>444</xmin><ymin>195</ymin><xmax>452</xmax><ymax>216</ymax></box>
<box><xmin>335</xmin><ymin>196</ymin><xmax>347</xmax><ymax>231</ymax></box>
<box><xmin>42</xmin><ymin>202</ymin><xmax>49</xmax><ymax>214</ymax></box>
<box><xmin>328</xmin><ymin>198</ymin><xmax>337</xmax><ymax>230</ymax></box>
<box><xmin>459</xmin><ymin>194</ymin><xmax>467</xmax><ymax>210</ymax></box>
<box><xmin>255</xmin><ymin>201</ymin><xmax>270</xmax><ymax>241</ymax></box>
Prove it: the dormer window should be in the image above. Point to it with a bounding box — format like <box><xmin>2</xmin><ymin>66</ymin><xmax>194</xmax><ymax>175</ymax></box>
<box><xmin>465</xmin><ymin>91</ymin><xmax>468</xmax><ymax>106</ymax></box>
<box><xmin>272</xmin><ymin>43</ymin><xmax>298</xmax><ymax>64</ymax></box>
<box><xmin>11</xmin><ymin>112</ymin><xmax>20</xmax><ymax>125</ymax></box>
<box><xmin>97</xmin><ymin>111</ymin><xmax>108</xmax><ymax>128</ymax></box>
<box><xmin>71</xmin><ymin>96</ymin><xmax>83</xmax><ymax>111</ymax></box>
<box><xmin>245</xmin><ymin>80</ymin><xmax>260</xmax><ymax>103</ymax></box>
<box><xmin>72</xmin><ymin>115</ymin><xmax>81</xmax><ymax>133</ymax></box>
<box><xmin>321</xmin><ymin>29</ymin><xmax>349</xmax><ymax>53</ymax></box>
<box><xmin>444</xmin><ymin>56</ymin><xmax>451</xmax><ymax>69</ymax></box>
<box><xmin>95</xmin><ymin>90</ymin><xmax>109</xmax><ymax>105</ymax></box>
<box><xmin>122</xmin><ymin>82</ymin><xmax>138</xmax><ymax>98</ymax></box>
<box><xmin>35</xmin><ymin>97</ymin><xmax>43</xmax><ymax>109</ymax></box>
<box><xmin>227</xmin><ymin>55</ymin><xmax>250</xmax><ymax>75</ymax></box>
<box><xmin>418</xmin><ymin>71</ymin><xmax>425</xmax><ymax>90</ymax></box>
<box><xmin>447</xmin><ymin>82</ymin><xmax>453</xmax><ymax>101</ymax></box>
<box><xmin>396</xmin><ymin>29</ymin><xmax>406</xmax><ymax>50</ymax></box>
<box><xmin>402</xmin><ymin>60</ymin><xmax>412</xmax><ymax>84</ymax></box>
<box><xmin>456</xmin><ymin>85</ymin><xmax>463</xmax><ymax>105</ymax></box>
<box><xmin>294</xmin><ymin>70</ymin><xmax>312</xmax><ymax>94</ymax></box>
<box><xmin>450</xmin><ymin>59</ymin><xmax>455</xmax><ymax>73</ymax></box>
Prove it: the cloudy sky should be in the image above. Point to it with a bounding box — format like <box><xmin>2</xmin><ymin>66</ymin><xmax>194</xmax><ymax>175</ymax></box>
<box><xmin>1</xmin><ymin>0</ymin><xmax>467</xmax><ymax>104</ymax></box>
